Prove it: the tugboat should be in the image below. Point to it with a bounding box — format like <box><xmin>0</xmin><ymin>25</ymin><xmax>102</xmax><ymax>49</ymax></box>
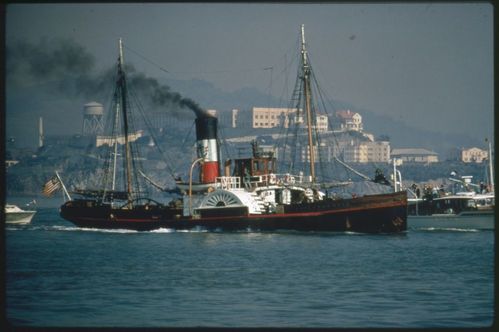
<box><xmin>59</xmin><ymin>27</ymin><xmax>407</xmax><ymax>233</ymax></box>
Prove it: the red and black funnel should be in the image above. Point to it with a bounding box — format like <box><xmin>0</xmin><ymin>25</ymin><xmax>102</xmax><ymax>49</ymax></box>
<box><xmin>195</xmin><ymin>116</ymin><xmax>220</xmax><ymax>183</ymax></box>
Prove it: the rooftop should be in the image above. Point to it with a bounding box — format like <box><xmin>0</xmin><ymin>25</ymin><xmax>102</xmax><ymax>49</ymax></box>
<box><xmin>335</xmin><ymin>110</ymin><xmax>358</xmax><ymax>119</ymax></box>
<box><xmin>391</xmin><ymin>148</ymin><xmax>438</xmax><ymax>156</ymax></box>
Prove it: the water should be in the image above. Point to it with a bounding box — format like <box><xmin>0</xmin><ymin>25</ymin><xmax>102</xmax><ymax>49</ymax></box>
<box><xmin>5</xmin><ymin>207</ymin><xmax>495</xmax><ymax>328</ymax></box>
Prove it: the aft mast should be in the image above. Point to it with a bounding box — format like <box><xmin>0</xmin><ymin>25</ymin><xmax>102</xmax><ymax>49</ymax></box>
<box><xmin>486</xmin><ymin>138</ymin><xmax>494</xmax><ymax>192</ymax></box>
<box><xmin>118</xmin><ymin>38</ymin><xmax>133</xmax><ymax>207</ymax></box>
<box><xmin>300</xmin><ymin>24</ymin><xmax>316</xmax><ymax>183</ymax></box>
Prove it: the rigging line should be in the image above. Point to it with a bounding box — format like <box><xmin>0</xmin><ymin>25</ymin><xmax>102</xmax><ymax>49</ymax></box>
<box><xmin>168</xmin><ymin>67</ymin><xmax>270</xmax><ymax>75</ymax></box>
<box><xmin>275</xmin><ymin>49</ymin><xmax>300</xmax><ymax>172</ymax></box>
<box><xmin>276</xmin><ymin>48</ymin><xmax>299</xmax><ymax>107</ymax></box>
<box><xmin>124</xmin><ymin>41</ymin><xmax>300</xmax><ymax>77</ymax></box>
<box><xmin>121</xmin><ymin>88</ymin><xmax>146</xmax><ymax>198</ymax></box>
<box><xmin>307</xmin><ymin>56</ymin><xmax>353</xmax><ymax>181</ymax></box>
<box><xmin>310</xmin><ymin>62</ymin><xmax>385</xmax><ymax>175</ymax></box>
<box><xmin>310</xmin><ymin>65</ymin><xmax>342</xmax><ymax>154</ymax></box>
<box><xmin>308</xmin><ymin>78</ymin><xmax>327</xmax><ymax>182</ymax></box>
<box><xmin>103</xmin><ymin>69</ymin><xmax>128</xmax><ymax>199</ymax></box>
<box><xmin>334</xmin><ymin>157</ymin><xmax>371</xmax><ymax>181</ymax></box>
<box><xmin>127</xmin><ymin>85</ymin><xmax>179</xmax><ymax>180</ymax></box>
<box><xmin>180</xmin><ymin>120</ymin><xmax>195</xmax><ymax>153</ymax></box>
<box><xmin>264</xmin><ymin>67</ymin><xmax>273</xmax><ymax>108</ymax></box>
<box><xmin>275</xmin><ymin>49</ymin><xmax>299</xmax><ymax>144</ymax></box>
<box><xmin>312</xmin><ymin>72</ymin><xmax>341</xmax><ymax>181</ymax></box>
<box><xmin>123</xmin><ymin>44</ymin><xmax>169</xmax><ymax>74</ymax></box>
<box><xmin>269</xmin><ymin>37</ymin><xmax>301</xmax><ymax>73</ymax></box>
<box><xmin>312</xmin><ymin>107</ymin><xmax>327</xmax><ymax>182</ymax></box>
<box><xmin>280</xmin><ymin>66</ymin><xmax>299</xmax><ymax>173</ymax></box>
<box><xmin>123</xmin><ymin>43</ymin><xmax>275</xmax><ymax>76</ymax></box>
<box><xmin>289</xmin><ymin>74</ymin><xmax>304</xmax><ymax>174</ymax></box>
<box><xmin>217</xmin><ymin>122</ymin><xmax>232</xmax><ymax>163</ymax></box>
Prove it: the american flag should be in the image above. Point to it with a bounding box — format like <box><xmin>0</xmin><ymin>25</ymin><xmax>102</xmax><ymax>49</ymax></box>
<box><xmin>42</xmin><ymin>176</ymin><xmax>61</xmax><ymax>197</ymax></box>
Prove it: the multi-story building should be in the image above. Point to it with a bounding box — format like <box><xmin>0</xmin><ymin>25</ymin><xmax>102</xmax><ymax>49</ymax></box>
<box><xmin>344</xmin><ymin>143</ymin><xmax>368</xmax><ymax>163</ymax></box>
<box><xmin>461</xmin><ymin>147</ymin><xmax>488</xmax><ymax>163</ymax></box>
<box><xmin>294</xmin><ymin>139</ymin><xmax>390</xmax><ymax>164</ymax></box>
<box><xmin>344</xmin><ymin>141</ymin><xmax>390</xmax><ymax>163</ymax></box>
<box><xmin>391</xmin><ymin>148</ymin><xmax>439</xmax><ymax>164</ymax></box>
<box><xmin>366</xmin><ymin>141</ymin><xmax>391</xmax><ymax>163</ymax></box>
<box><xmin>314</xmin><ymin>114</ymin><xmax>329</xmax><ymax>133</ymax></box>
<box><xmin>334</xmin><ymin>110</ymin><xmax>363</xmax><ymax>132</ymax></box>
<box><xmin>252</xmin><ymin>107</ymin><xmax>295</xmax><ymax>128</ymax></box>
<box><xmin>252</xmin><ymin>107</ymin><xmax>328</xmax><ymax>132</ymax></box>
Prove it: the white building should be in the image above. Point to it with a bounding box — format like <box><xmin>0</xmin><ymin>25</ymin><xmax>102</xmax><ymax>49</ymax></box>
<box><xmin>252</xmin><ymin>107</ymin><xmax>328</xmax><ymax>132</ymax></box>
<box><xmin>96</xmin><ymin>130</ymin><xmax>144</xmax><ymax>147</ymax></box>
<box><xmin>335</xmin><ymin>110</ymin><xmax>363</xmax><ymax>132</ymax></box>
<box><xmin>344</xmin><ymin>141</ymin><xmax>390</xmax><ymax>163</ymax></box>
<box><xmin>391</xmin><ymin>148</ymin><xmax>439</xmax><ymax>164</ymax></box>
<box><xmin>366</xmin><ymin>141</ymin><xmax>391</xmax><ymax>163</ymax></box>
<box><xmin>461</xmin><ymin>147</ymin><xmax>488</xmax><ymax>163</ymax></box>
<box><xmin>314</xmin><ymin>114</ymin><xmax>329</xmax><ymax>133</ymax></box>
<box><xmin>252</xmin><ymin>107</ymin><xmax>295</xmax><ymax>128</ymax></box>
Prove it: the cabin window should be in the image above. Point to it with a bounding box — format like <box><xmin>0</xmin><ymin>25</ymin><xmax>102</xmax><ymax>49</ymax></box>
<box><xmin>466</xmin><ymin>200</ymin><xmax>476</xmax><ymax>208</ymax></box>
<box><xmin>253</xmin><ymin>160</ymin><xmax>263</xmax><ymax>172</ymax></box>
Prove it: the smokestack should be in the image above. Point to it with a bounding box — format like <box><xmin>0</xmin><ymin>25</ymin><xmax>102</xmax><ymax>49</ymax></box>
<box><xmin>39</xmin><ymin>117</ymin><xmax>44</xmax><ymax>148</ymax></box>
<box><xmin>195</xmin><ymin>116</ymin><xmax>220</xmax><ymax>183</ymax></box>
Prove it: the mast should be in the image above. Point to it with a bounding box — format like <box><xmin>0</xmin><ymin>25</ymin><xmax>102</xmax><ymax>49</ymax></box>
<box><xmin>38</xmin><ymin>117</ymin><xmax>44</xmax><ymax>148</ymax></box>
<box><xmin>487</xmin><ymin>138</ymin><xmax>494</xmax><ymax>192</ymax></box>
<box><xmin>118</xmin><ymin>38</ymin><xmax>133</xmax><ymax>207</ymax></box>
<box><xmin>111</xmin><ymin>100</ymin><xmax>120</xmax><ymax>191</ymax></box>
<box><xmin>300</xmin><ymin>24</ymin><xmax>316</xmax><ymax>182</ymax></box>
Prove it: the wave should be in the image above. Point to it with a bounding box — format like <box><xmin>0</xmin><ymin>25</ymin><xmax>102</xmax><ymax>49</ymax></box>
<box><xmin>39</xmin><ymin>225</ymin><xmax>139</xmax><ymax>233</ymax></box>
<box><xmin>417</xmin><ymin>227</ymin><xmax>480</xmax><ymax>232</ymax></box>
<box><xmin>6</xmin><ymin>224</ymin><xmax>217</xmax><ymax>234</ymax></box>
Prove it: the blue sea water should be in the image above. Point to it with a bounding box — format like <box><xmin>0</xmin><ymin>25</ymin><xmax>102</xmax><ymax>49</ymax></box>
<box><xmin>5</xmin><ymin>205</ymin><xmax>495</xmax><ymax>328</ymax></box>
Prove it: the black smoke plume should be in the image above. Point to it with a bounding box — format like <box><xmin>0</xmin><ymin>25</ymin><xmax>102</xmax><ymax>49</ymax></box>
<box><xmin>6</xmin><ymin>38</ymin><xmax>210</xmax><ymax>118</ymax></box>
<box><xmin>126</xmin><ymin>70</ymin><xmax>211</xmax><ymax>118</ymax></box>
<box><xmin>7</xmin><ymin>38</ymin><xmax>95</xmax><ymax>84</ymax></box>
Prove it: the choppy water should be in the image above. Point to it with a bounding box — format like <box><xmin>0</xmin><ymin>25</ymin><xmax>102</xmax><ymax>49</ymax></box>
<box><xmin>5</xmin><ymin>207</ymin><xmax>495</xmax><ymax>328</ymax></box>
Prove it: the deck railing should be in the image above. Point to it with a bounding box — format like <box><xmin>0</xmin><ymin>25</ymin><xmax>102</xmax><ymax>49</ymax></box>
<box><xmin>215</xmin><ymin>173</ymin><xmax>308</xmax><ymax>190</ymax></box>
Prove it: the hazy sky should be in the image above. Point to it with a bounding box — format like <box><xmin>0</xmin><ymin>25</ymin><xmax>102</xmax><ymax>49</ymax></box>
<box><xmin>5</xmin><ymin>2</ymin><xmax>494</xmax><ymax>147</ymax></box>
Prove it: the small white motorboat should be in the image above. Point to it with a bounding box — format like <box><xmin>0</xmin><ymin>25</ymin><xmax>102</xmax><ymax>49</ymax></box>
<box><xmin>5</xmin><ymin>204</ymin><xmax>36</xmax><ymax>224</ymax></box>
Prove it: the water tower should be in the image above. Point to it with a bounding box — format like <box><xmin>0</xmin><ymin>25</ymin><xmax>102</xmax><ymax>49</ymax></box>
<box><xmin>82</xmin><ymin>102</ymin><xmax>104</xmax><ymax>135</ymax></box>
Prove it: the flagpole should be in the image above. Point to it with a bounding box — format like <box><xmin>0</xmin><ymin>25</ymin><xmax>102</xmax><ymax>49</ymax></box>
<box><xmin>55</xmin><ymin>171</ymin><xmax>72</xmax><ymax>201</ymax></box>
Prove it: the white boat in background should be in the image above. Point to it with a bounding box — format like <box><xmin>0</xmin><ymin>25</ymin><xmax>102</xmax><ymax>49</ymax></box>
<box><xmin>392</xmin><ymin>144</ymin><xmax>495</xmax><ymax>230</ymax></box>
<box><xmin>407</xmin><ymin>192</ymin><xmax>494</xmax><ymax>230</ymax></box>
<box><xmin>5</xmin><ymin>204</ymin><xmax>36</xmax><ymax>224</ymax></box>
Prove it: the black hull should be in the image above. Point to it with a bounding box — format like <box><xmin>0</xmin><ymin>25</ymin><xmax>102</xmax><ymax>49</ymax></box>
<box><xmin>60</xmin><ymin>191</ymin><xmax>407</xmax><ymax>233</ymax></box>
